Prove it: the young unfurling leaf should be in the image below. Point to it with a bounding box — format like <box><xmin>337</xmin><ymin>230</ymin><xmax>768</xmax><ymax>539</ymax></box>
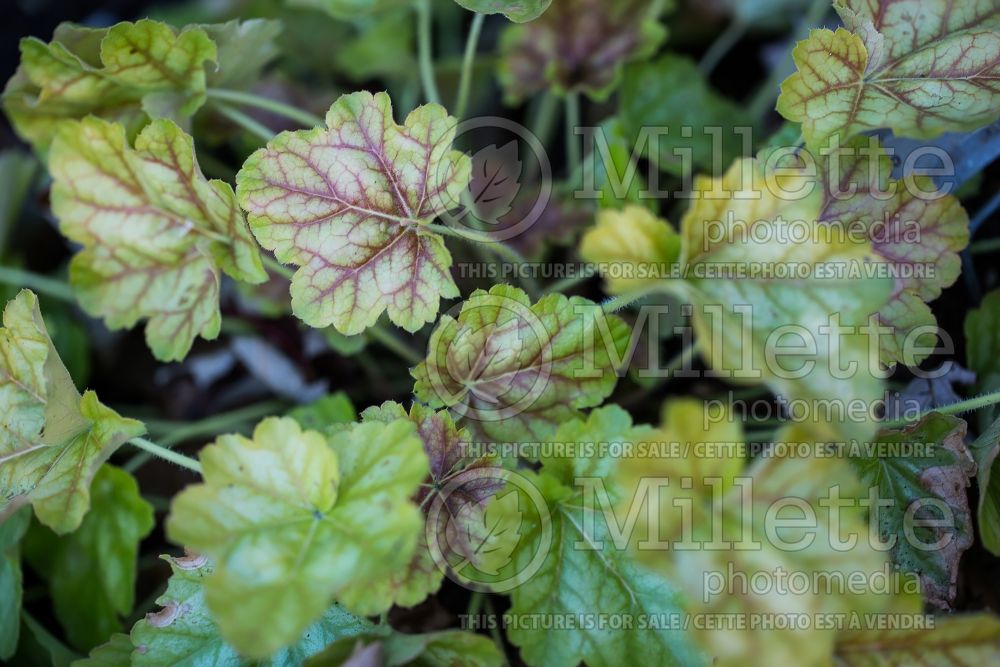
<box><xmin>0</xmin><ymin>290</ymin><xmax>144</xmax><ymax>535</ymax></box>
<box><xmin>497</xmin><ymin>0</ymin><xmax>667</xmax><ymax>103</ymax></box>
<box><xmin>236</xmin><ymin>91</ymin><xmax>469</xmax><ymax>335</ymax></box>
<box><xmin>2</xmin><ymin>20</ymin><xmax>216</xmax><ymax>155</ymax></box>
<box><xmin>49</xmin><ymin>117</ymin><xmax>266</xmax><ymax>362</ymax></box>
<box><xmin>412</xmin><ymin>284</ymin><xmax>630</xmax><ymax>443</ymax></box>
<box><xmin>166</xmin><ymin>417</ymin><xmax>428</xmax><ymax>658</ymax></box>
<box><xmin>777</xmin><ymin>1</ymin><xmax>1000</xmax><ymax>151</ymax></box>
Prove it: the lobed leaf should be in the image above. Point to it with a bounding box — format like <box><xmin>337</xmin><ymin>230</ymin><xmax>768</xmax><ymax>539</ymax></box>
<box><xmin>854</xmin><ymin>413</ymin><xmax>974</xmax><ymax>609</ymax></box>
<box><xmin>497</xmin><ymin>0</ymin><xmax>667</xmax><ymax>103</ymax></box>
<box><xmin>579</xmin><ymin>205</ymin><xmax>680</xmax><ymax>295</ymax></box>
<box><xmin>236</xmin><ymin>91</ymin><xmax>469</xmax><ymax>335</ymax></box>
<box><xmin>412</xmin><ymin>284</ymin><xmax>630</xmax><ymax>443</ymax></box>
<box><xmin>24</xmin><ymin>465</ymin><xmax>154</xmax><ymax>651</ymax></box>
<box><xmin>49</xmin><ymin>117</ymin><xmax>266</xmax><ymax>362</ymax></box>
<box><xmin>3</xmin><ymin>20</ymin><xmax>216</xmax><ymax>155</ymax></box>
<box><xmin>0</xmin><ymin>290</ymin><xmax>144</xmax><ymax>534</ymax></box>
<box><xmin>777</xmin><ymin>1</ymin><xmax>1000</xmax><ymax>151</ymax></box>
<box><xmin>130</xmin><ymin>554</ymin><xmax>373</xmax><ymax>666</ymax></box>
<box><xmin>166</xmin><ymin>417</ymin><xmax>428</xmax><ymax>658</ymax></box>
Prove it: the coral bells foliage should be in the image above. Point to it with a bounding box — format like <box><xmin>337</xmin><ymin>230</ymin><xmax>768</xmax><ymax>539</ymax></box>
<box><xmin>2</xmin><ymin>1</ymin><xmax>1000</xmax><ymax>666</ymax></box>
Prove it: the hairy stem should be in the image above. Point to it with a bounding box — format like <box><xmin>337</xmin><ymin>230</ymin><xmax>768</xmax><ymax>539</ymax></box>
<box><xmin>207</xmin><ymin>88</ymin><xmax>324</xmax><ymax>127</ymax></box>
<box><xmin>127</xmin><ymin>437</ymin><xmax>202</xmax><ymax>474</ymax></box>
<box><xmin>455</xmin><ymin>13</ymin><xmax>486</xmax><ymax>119</ymax></box>
<box><xmin>881</xmin><ymin>389</ymin><xmax>1000</xmax><ymax>429</ymax></box>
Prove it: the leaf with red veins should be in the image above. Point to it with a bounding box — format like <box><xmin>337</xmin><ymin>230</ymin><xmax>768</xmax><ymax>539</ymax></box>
<box><xmin>778</xmin><ymin>0</ymin><xmax>1000</xmax><ymax>151</ymax></box>
<box><xmin>49</xmin><ymin>117</ymin><xmax>265</xmax><ymax>362</ymax></box>
<box><xmin>412</xmin><ymin>284</ymin><xmax>631</xmax><ymax>443</ymax></box>
<box><xmin>814</xmin><ymin>137</ymin><xmax>969</xmax><ymax>364</ymax></box>
<box><xmin>351</xmin><ymin>401</ymin><xmax>504</xmax><ymax>614</ymax></box>
<box><xmin>236</xmin><ymin>91</ymin><xmax>470</xmax><ymax>335</ymax></box>
<box><xmin>497</xmin><ymin>0</ymin><xmax>666</xmax><ymax>103</ymax></box>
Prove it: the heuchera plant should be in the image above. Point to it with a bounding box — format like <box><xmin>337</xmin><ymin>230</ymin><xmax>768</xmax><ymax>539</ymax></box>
<box><xmin>1</xmin><ymin>0</ymin><xmax>1000</xmax><ymax>666</ymax></box>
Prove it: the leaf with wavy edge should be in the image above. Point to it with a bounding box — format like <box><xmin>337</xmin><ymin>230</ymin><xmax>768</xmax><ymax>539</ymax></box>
<box><xmin>129</xmin><ymin>554</ymin><xmax>374</xmax><ymax>667</ymax></box>
<box><xmin>580</xmin><ymin>205</ymin><xmax>680</xmax><ymax>295</ymax></box>
<box><xmin>2</xmin><ymin>20</ymin><xmax>216</xmax><ymax>155</ymax></box>
<box><xmin>832</xmin><ymin>613</ymin><xmax>1000</xmax><ymax>665</ymax></box>
<box><xmin>777</xmin><ymin>1</ymin><xmax>1000</xmax><ymax>151</ymax></box>
<box><xmin>49</xmin><ymin>117</ymin><xmax>265</xmax><ymax>362</ymax></box>
<box><xmin>0</xmin><ymin>290</ymin><xmax>145</xmax><ymax>534</ymax></box>
<box><xmin>496</xmin><ymin>406</ymin><xmax>701</xmax><ymax>667</ymax></box>
<box><xmin>166</xmin><ymin>417</ymin><xmax>428</xmax><ymax>658</ymax></box>
<box><xmin>351</xmin><ymin>401</ymin><xmax>503</xmax><ymax>615</ymax></box>
<box><xmin>812</xmin><ymin>137</ymin><xmax>969</xmax><ymax>364</ymax></box>
<box><xmin>26</xmin><ymin>465</ymin><xmax>154</xmax><ymax>650</ymax></box>
<box><xmin>412</xmin><ymin>284</ymin><xmax>630</xmax><ymax>443</ymax></box>
<box><xmin>237</xmin><ymin>91</ymin><xmax>469</xmax><ymax>335</ymax></box>
<box><xmin>679</xmin><ymin>158</ymin><xmax>891</xmax><ymax>443</ymax></box>
<box><xmin>497</xmin><ymin>0</ymin><xmax>666</xmax><ymax>103</ymax></box>
<box><xmin>455</xmin><ymin>0</ymin><xmax>551</xmax><ymax>22</ymax></box>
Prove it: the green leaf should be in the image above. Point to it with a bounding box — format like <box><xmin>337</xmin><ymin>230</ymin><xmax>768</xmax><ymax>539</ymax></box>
<box><xmin>18</xmin><ymin>612</ymin><xmax>80</xmax><ymax>667</ymax></box>
<box><xmin>0</xmin><ymin>290</ymin><xmax>145</xmax><ymax>534</ymax></box>
<box><xmin>854</xmin><ymin>413</ymin><xmax>974</xmax><ymax>608</ymax></box>
<box><xmin>777</xmin><ymin>1</ymin><xmax>1000</xmax><ymax>151</ymax></box>
<box><xmin>306</xmin><ymin>627</ymin><xmax>503</xmax><ymax>667</ymax></box>
<box><xmin>199</xmin><ymin>20</ymin><xmax>282</xmax><ymax>90</ymax></box>
<box><xmin>970</xmin><ymin>413</ymin><xmax>1000</xmax><ymax>556</ymax></box>
<box><xmin>619</xmin><ymin>54</ymin><xmax>749</xmax><ymax>176</ymax></box>
<box><xmin>965</xmin><ymin>289</ymin><xmax>1000</xmax><ymax>430</ymax></box>
<box><xmin>2</xmin><ymin>20</ymin><xmax>216</xmax><ymax>154</ymax></box>
<box><xmin>49</xmin><ymin>117</ymin><xmax>266</xmax><ymax>362</ymax></box>
<box><xmin>498</xmin><ymin>406</ymin><xmax>702</xmax><ymax>667</ymax></box>
<box><xmin>616</xmin><ymin>418</ymin><xmax>916</xmax><ymax>667</ymax></box>
<box><xmin>579</xmin><ymin>205</ymin><xmax>680</xmax><ymax>295</ymax></box>
<box><xmin>166</xmin><ymin>417</ymin><xmax>428</xmax><ymax>658</ymax></box>
<box><xmin>832</xmin><ymin>613</ymin><xmax>1000</xmax><ymax>665</ymax></box>
<box><xmin>352</xmin><ymin>401</ymin><xmax>504</xmax><ymax>614</ymax></box>
<box><xmin>412</xmin><ymin>284</ymin><xmax>630</xmax><ymax>442</ymax></box>
<box><xmin>24</xmin><ymin>465</ymin><xmax>154</xmax><ymax>651</ymax></box>
<box><xmin>0</xmin><ymin>148</ymin><xmax>39</xmax><ymax>258</ymax></box>
<box><xmin>236</xmin><ymin>91</ymin><xmax>469</xmax><ymax>335</ymax></box>
<box><xmin>331</xmin><ymin>11</ymin><xmax>414</xmax><ymax>83</ymax></box>
<box><xmin>813</xmin><ymin>137</ymin><xmax>969</xmax><ymax>365</ymax></box>
<box><xmin>72</xmin><ymin>633</ymin><xmax>132</xmax><ymax>667</ymax></box>
<box><xmin>455</xmin><ymin>0</ymin><xmax>551</xmax><ymax>22</ymax></box>
<box><xmin>287</xmin><ymin>393</ymin><xmax>358</xmax><ymax>434</ymax></box>
<box><xmin>131</xmin><ymin>554</ymin><xmax>375</xmax><ymax>666</ymax></box>
<box><xmin>676</xmin><ymin>158</ymin><xmax>891</xmax><ymax>443</ymax></box>
<box><xmin>498</xmin><ymin>0</ymin><xmax>667</xmax><ymax>103</ymax></box>
<box><xmin>0</xmin><ymin>507</ymin><xmax>31</xmax><ymax>660</ymax></box>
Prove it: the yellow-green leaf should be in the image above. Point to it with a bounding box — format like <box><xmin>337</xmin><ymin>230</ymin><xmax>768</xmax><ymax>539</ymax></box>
<box><xmin>0</xmin><ymin>290</ymin><xmax>144</xmax><ymax>534</ymax></box>
<box><xmin>777</xmin><ymin>1</ymin><xmax>1000</xmax><ymax>151</ymax></box>
<box><xmin>831</xmin><ymin>613</ymin><xmax>1000</xmax><ymax>665</ymax></box>
<box><xmin>236</xmin><ymin>91</ymin><xmax>469</xmax><ymax>335</ymax></box>
<box><xmin>166</xmin><ymin>417</ymin><xmax>428</xmax><ymax>658</ymax></box>
<box><xmin>3</xmin><ymin>20</ymin><xmax>216</xmax><ymax>155</ymax></box>
<box><xmin>580</xmin><ymin>205</ymin><xmax>680</xmax><ymax>295</ymax></box>
<box><xmin>49</xmin><ymin>117</ymin><xmax>266</xmax><ymax>362</ymax></box>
